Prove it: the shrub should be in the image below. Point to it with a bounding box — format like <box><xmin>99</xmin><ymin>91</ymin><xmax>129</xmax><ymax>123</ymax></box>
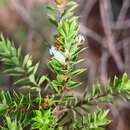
<box><xmin>0</xmin><ymin>1</ymin><xmax>130</xmax><ymax>130</ymax></box>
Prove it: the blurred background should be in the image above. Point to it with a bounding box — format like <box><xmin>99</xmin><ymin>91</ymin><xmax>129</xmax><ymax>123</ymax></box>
<box><xmin>0</xmin><ymin>0</ymin><xmax>130</xmax><ymax>130</ymax></box>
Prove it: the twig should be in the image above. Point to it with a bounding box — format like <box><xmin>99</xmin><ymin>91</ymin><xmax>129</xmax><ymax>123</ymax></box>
<box><xmin>99</xmin><ymin>0</ymin><xmax>124</xmax><ymax>71</ymax></box>
<box><xmin>117</xmin><ymin>0</ymin><xmax>130</xmax><ymax>23</ymax></box>
<box><xmin>79</xmin><ymin>23</ymin><xmax>106</xmax><ymax>48</ymax></box>
<box><xmin>78</xmin><ymin>0</ymin><xmax>97</xmax><ymax>22</ymax></box>
<box><xmin>112</xmin><ymin>20</ymin><xmax>130</xmax><ymax>29</ymax></box>
<box><xmin>100</xmin><ymin>50</ymin><xmax>109</xmax><ymax>86</ymax></box>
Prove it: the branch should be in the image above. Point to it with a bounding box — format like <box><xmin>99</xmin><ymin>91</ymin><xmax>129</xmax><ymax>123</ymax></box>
<box><xmin>117</xmin><ymin>0</ymin><xmax>130</xmax><ymax>23</ymax></box>
<box><xmin>99</xmin><ymin>0</ymin><xmax>124</xmax><ymax>71</ymax></box>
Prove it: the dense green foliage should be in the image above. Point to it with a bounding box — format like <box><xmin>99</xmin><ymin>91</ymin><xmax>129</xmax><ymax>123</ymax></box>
<box><xmin>0</xmin><ymin>35</ymin><xmax>48</xmax><ymax>89</ymax></box>
<box><xmin>0</xmin><ymin>1</ymin><xmax>130</xmax><ymax>130</ymax></box>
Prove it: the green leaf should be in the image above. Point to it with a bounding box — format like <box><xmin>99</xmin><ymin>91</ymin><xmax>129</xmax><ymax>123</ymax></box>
<box><xmin>0</xmin><ymin>104</ymin><xmax>8</xmax><ymax>114</ymax></box>
<box><xmin>58</xmin><ymin>26</ymin><xmax>66</xmax><ymax>37</ymax></box>
<box><xmin>70</xmin><ymin>68</ymin><xmax>86</xmax><ymax>78</ymax></box>
<box><xmin>48</xmin><ymin>14</ymin><xmax>58</xmax><ymax>27</ymax></box>
<box><xmin>5</xmin><ymin>116</ymin><xmax>22</xmax><ymax>130</ymax></box>
<box><xmin>33</xmin><ymin>62</ymin><xmax>40</xmax><ymax>75</ymax></box>
<box><xmin>47</xmin><ymin>6</ymin><xmax>58</xmax><ymax>14</ymax></box>
<box><xmin>14</xmin><ymin>77</ymin><xmax>29</xmax><ymax>85</ymax></box>
<box><xmin>66</xmin><ymin>1</ymin><xmax>78</xmax><ymax>13</ymax></box>
<box><xmin>29</xmin><ymin>74</ymin><xmax>37</xmax><ymax>85</ymax></box>
<box><xmin>68</xmin><ymin>81</ymin><xmax>82</xmax><ymax>89</ymax></box>
<box><xmin>122</xmin><ymin>72</ymin><xmax>128</xmax><ymax>83</ymax></box>
<box><xmin>23</xmin><ymin>54</ymin><xmax>30</xmax><ymax>67</ymax></box>
<box><xmin>38</xmin><ymin>75</ymin><xmax>46</xmax><ymax>86</ymax></box>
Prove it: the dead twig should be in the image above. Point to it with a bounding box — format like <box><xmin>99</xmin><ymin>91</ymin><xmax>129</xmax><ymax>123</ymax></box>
<box><xmin>99</xmin><ymin>0</ymin><xmax>124</xmax><ymax>72</ymax></box>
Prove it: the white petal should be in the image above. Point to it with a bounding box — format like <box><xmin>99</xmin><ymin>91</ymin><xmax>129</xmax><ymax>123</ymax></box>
<box><xmin>54</xmin><ymin>52</ymin><xmax>65</xmax><ymax>63</ymax></box>
<box><xmin>49</xmin><ymin>46</ymin><xmax>57</xmax><ymax>55</ymax></box>
<box><xmin>49</xmin><ymin>46</ymin><xmax>65</xmax><ymax>63</ymax></box>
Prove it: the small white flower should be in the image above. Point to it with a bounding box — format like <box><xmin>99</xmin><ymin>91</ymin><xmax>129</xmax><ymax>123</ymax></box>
<box><xmin>49</xmin><ymin>46</ymin><xmax>57</xmax><ymax>55</ymax></box>
<box><xmin>49</xmin><ymin>46</ymin><xmax>65</xmax><ymax>63</ymax></box>
<box><xmin>78</xmin><ymin>34</ymin><xmax>85</xmax><ymax>45</ymax></box>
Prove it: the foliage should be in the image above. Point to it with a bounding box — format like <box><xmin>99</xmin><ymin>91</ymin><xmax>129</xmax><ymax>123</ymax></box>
<box><xmin>2</xmin><ymin>116</ymin><xmax>22</xmax><ymax>130</ymax></box>
<box><xmin>48</xmin><ymin>1</ymin><xmax>86</xmax><ymax>94</ymax></box>
<box><xmin>0</xmin><ymin>0</ymin><xmax>130</xmax><ymax>130</ymax></box>
<box><xmin>0</xmin><ymin>90</ymin><xmax>39</xmax><ymax>127</ymax></box>
<box><xmin>83</xmin><ymin>110</ymin><xmax>111</xmax><ymax>130</ymax></box>
<box><xmin>0</xmin><ymin>35</ymin><xmax>48</xmax><ymax>90</ymax></box>
<box><xmin>32</xmin><ymin>109</ymin><xmax>58</xmax><ymax>130</ymax></box>
<box><xmin>71</xmin><ymin>109</ymin><xmax>111</xmax><ymax>130</ymax></box>
<box><xmin>109</xmin><ymin>73</ymin><xmax>130</xmax><ymax>99</ymax></box>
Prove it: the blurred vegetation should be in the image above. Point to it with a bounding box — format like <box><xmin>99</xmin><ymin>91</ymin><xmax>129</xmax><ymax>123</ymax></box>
<box><xmin>0</xmin><ymin>0</ymin><xmax>130</xmax><ymax>130</ymax></box>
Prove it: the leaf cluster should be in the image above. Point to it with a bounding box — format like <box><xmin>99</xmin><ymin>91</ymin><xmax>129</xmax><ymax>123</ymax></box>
<box><xmin>71</xmin><ymin>109</ymin><xmax>110</xmax><ymax>130</ymax></box>
<box><xmin>0</xmin><ymin>90</ymin><xmax>39</xmax><ymax>128</ymax></box>
<box><xmin>0</xmin><ymin>35</ymin><xmax>47</xmax><ymax>89</ymax></box>
<box><xmin>109</xmin><ymin>73</ymin><xmax>130</xmax><ymax>99</ymax></box>
<box><xmin>32</xmin><ymin>109</ymin><xmax>58</xmax><ymax>130</ymax></box>
<box><xmin>48</xmin><ymin>1</ymin><xmax>86</xmax><ymax>94</ymax></box>
<box><xmin>2</xmin><ymin>116</ymin><xmax>22</xmax><ymax>130</ymax></box>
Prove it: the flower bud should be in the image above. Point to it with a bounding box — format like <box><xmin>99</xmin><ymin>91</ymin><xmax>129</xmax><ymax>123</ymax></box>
<box><xmin>55</xmin><ymin>0</ymin><xmax>67</xmax><ymax>14</ymax></box>
<box><xmin>41</xmin><ymin>97</ymin><xmax>49</xmax><ymax>109</ymax></box>
<box><xmin>55</xmin><ymin>0</ymin><xmax>64</xmax><ymax>5</ymax></box>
